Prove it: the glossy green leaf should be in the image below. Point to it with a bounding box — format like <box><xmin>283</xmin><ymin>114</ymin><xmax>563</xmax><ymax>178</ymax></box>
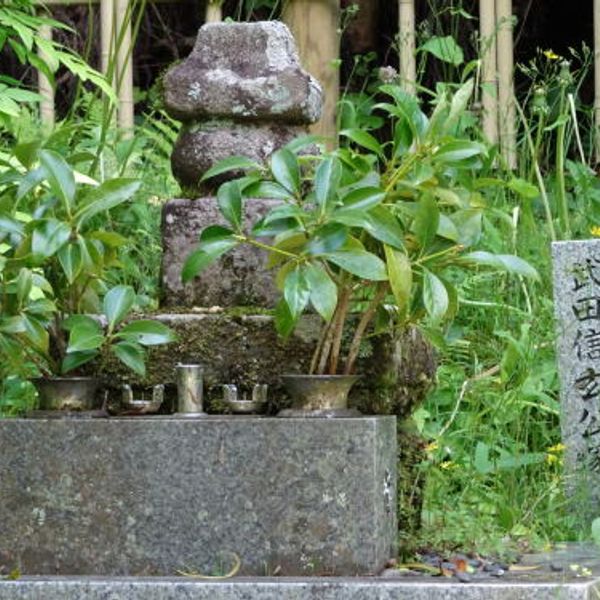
<box><xmin>462</xmin><ymin>251</ymin><xmax>539</xmax><ymax>280</ymax></box>
<box><xmin>367</xmin><ymin>206</ymin><xmax>405</xmax><ymax>249</ymax></box>
<box><xmin>245</xmin><ymin>181</ymin><xmax>294</xmax><ymax>200</ymax></box>
<box><xmin>284</xmin><ymin>268</ymin><xmax>310</xmax><ymax>320</ymax></box>
<box><xmin>384</xmin><ymin>245</ymin><xmax>412</xmax><ymax>315</ymax></box>
<box><xmin>314</xmin><ymin>156</ymin><xmax>342</xmax><ymax>210</ymax></box>
<box><xmin>412</xmin><ymin>194</ymin><xmax>439</xmax><ymax>249</ymax></box>
<box><xmin>38</xmin><ymin>149</ymin><xmax>76</xmax><ymax>210</ymax></box>
<box><xmin>325</xmin><ymin>250</ymin><xmax>388</xmax><ymax>281</ymax></box>
<box><xmin>304</xmin><ymin>262</ymin><xmax>338</xmax><ymax>322</ymax></box>
<box><xmin>270</xmin><ymin>148</ymin><xmax>300</xmax><ymax>195</ymax></box>
<box><xmin>117</xmin><ymin>320</ymin><xmax>177</xmax><ymax>346</ymax></box>
<box><xmin>446</xmin><ymin>79</ymin><xmax>474</xmax><ymax>128</ymax></box>
<box><xmin>66</xmin><ymin>317</ymin><xmax>104</xmax><ymax>352</ymax></box>
<box><xmin>181</xmin><ymin>237</ymin><xmax>238</xmax><ymax>282</ymax></box>
<box><xmin>339</xmin><ymin>187</ymin><xmax>386</xmax><ymax>211</ymax></box>
<box><xmin>31</xmin><ymin>219</ymin><xmax>71</xmax><ymax>259</ymax></box>
<box><xmin>421</xmin><ymin>35</ymin><xmax>464</xmax><ymax>66</ymax></box>
<box><xmin>508</xmin><ymin>178</ymin><xmax>539</xmax><ymax>199</ymax></box>
<box><xmin>433</xmin><ymin>140</ymin><xmax>484</xmax><ymax>164</ymax></box>
<box><xmin>16</xmin><ymin>268</ymin><xmax>32</xmax><ymax>304</ymax></box>
<box><xmin>423</xmin><ymin>269</ymin><xmax>449</xmax><ymax>321</ymax></box>
<box><xmin>274</xmin><ymin>297</ymin><xmax>297</xmax><ymax>339</ymax></box>
<box><xmin>113</xmin><ymin>341</ymin><xmax>146</xmax><ymax>376</ymax></box>
<box><xmin>217</xmin><ymin>180</ymin><xmax>243</xmax><ymax>230</ymax></box>
<box><xmin>75</xmin><ymin>178</ymin><xmax>141</xmax><ymax>226</ymax></box>
<box><xmin>57</xmin><ymin>243</ymin><xmax>82</xmax><ymax>284</ymax></box>
<box><xmin>306</xmin><ymin>223</ymin><xmax>348</xmax><ymax>255</ymax></box>
<box><xmin>340</xmin><ymin>128</ymin><xmax>384</xmax><ymax>157</ymax></box>
<box><xmin>103</xmin><ymin>285</ymin><xmax>135</xmax><ymax>330</ymax></box>
<box><xmin>263</xmin><ymin>204</ymin><xmax>305</xmax><ymax>225</ymax></box>
<box><xmin>61</xmin><ymin>350</ymin><xmax>98</xmax><ymax>374</ymax></box>
<box><xmin>200</xmin><ymin>156</ymin><xmax>261</xmax><ymax>182</ymax></box>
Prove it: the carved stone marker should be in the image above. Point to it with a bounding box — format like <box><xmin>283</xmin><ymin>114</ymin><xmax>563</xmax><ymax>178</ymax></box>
<box><xmin>552</xmin><ymin>240</ymin><xmax>600</xmax><ymax>518</ymax></box>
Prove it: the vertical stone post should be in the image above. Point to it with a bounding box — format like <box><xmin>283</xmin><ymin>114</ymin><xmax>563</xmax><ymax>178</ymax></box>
<box><xmin>479</xmin><ymin>0</ymin><xmax>499</xmax><ymax>146</ymax></box>
<box><xmin>398</xmin><ymin>0</ymin><xmax>416</xmax><ymax>93</ymax></box>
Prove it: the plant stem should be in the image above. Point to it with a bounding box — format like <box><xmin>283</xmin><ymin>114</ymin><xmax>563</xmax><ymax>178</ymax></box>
<box><xmin>234</xmin><ymin>235</ymin><xmax>299</xmax><ymax>260</ymax></box>
<box><xmin>344</xmin><ymin>283</ymin><xmax>387</xmax><ymax>375</ymax></box>
<box><xmin>328</xmin><ymin>285</ymin><xmax>351</xmax><ymax>374</ymax></box>
<box><xmin>514</xmin><ymin>98</ymin><xmax>557</xmax><ymax>241</ymax></box>
<box><xmin>309</xmin><ymin>321</ymin><xmax>331</xmax><ymax>375</ymax></box>
<box><xmin>556</xmin><ymin>87</ymin><xmax>571</xmax><ymax>239</ymax></box>
<box><xmin>316</xmin><ymin>287</ymin><xmax>351</xmax><ymax>375</ymax></box>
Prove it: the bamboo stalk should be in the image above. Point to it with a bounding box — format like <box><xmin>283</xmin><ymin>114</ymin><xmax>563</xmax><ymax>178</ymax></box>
<box><xmin>595</xmin><ymin>0</ymin><xmax>600</xmax><ymax>163</ymax></box>
<box><xmin>282</xmin><ymin>0</ymin><xmax>340</xmax><ymax>146</ymax></box>
<box><xmin>398</xmin><ymin>0</ymin><xmax>416</xmax><ymax>93</ymax></box>
<box><xmin>116</xmin><ymin>0</ymin><xmax>134</xmax><ymax>136</ymax></box>
<box><xmin>205</xmin><ymin>0</ymin><xmax>222</xmax><ymax>22</ymax></box>
<box><xmin>496</xmin><ymin>0</ymin><xmax>517</xmax><ymax>169</ymax></box>
<box><xmin>37</xmin><ymin>22</ymin><xmax>55</xmax><ymax>126</ymax></box>
<box><xmin>100</xmin><ymin>0</ymin><xmax>115</xmax><ymax>78</ymax></box>
<box><xmin>479</xmin><ymin>0</ymin><xmax>498</xmax><ymax>145</ymax></box>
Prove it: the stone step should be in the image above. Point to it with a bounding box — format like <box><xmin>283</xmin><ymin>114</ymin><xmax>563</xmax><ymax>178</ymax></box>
<box><xmin>0</xmin><ymin>576</ymin><xmax>596</xmax><ymax>599</ymax></box>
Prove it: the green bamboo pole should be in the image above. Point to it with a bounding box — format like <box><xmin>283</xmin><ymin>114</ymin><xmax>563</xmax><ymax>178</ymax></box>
<box><xmin>479</xmin><ymin>0</ymin><xmax>498</xmax><ymax>146</ymax></box>
<box><xmin>398</xmin><ymin>0</ymin><xmax>416</xmax><ymax>92</ymax></box>
<box><xmin>116</xmin><ymin>0</ymin><xmax>134</xmax><ymax>136</ymax></box>
<box><xmin>496</xmin><ymin>0</ymin><xmax>517</xmax><ymax>169</ymax></box>
<box><xmin>37</xmin><ymin>22</ymin><xmax>55</xmax><ymax>126</ymax></box>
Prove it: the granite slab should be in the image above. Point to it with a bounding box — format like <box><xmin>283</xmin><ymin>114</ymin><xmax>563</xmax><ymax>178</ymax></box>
<box><xmin>0</xmin><ymin>416</ymin><xmax>396</xmax><ymax>577</ymax></box>
<box><xmin>552</xmin><ymin>240</ymin><xmax>600</xmax><ymax>520</ymax></box>
<box><xmin>0</xmin><ymin>576</ymin><xmax>596</xmax><ymax>600</ymax></box>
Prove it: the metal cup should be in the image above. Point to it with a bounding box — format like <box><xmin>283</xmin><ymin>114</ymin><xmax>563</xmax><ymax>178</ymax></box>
<box><xmin>176</xmin><ymin>364</ymin><xmax>206</xmax><ymax>416</ymax></box>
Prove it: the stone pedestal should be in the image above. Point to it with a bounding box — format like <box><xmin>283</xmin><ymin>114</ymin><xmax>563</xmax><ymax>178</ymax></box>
<box><xmin>0</xmin><ymin>416</ymin><xmax>397</xmax><ymax>576</ymax></box>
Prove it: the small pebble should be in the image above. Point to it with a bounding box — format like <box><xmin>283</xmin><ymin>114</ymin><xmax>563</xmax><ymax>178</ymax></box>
<box><xmin>550</xmin><ymin>563</ymin><xmax>564</xmax><ymax>572</ymax></box>
<box><xmin>441</xmin><ymin>561</ymin><xmax>456</xmax><ymax>572</ymax></box>
<box><xmin>455</xmin><ymin>571</ymin><xmax>472</xmax><ymax>583</ymax></box>
<box><xmin>469</xmin><ymin>559</ymin><xmax>483</xmax><ymax>569</ymax></box>
<box><xmin>380</xmin><ymin>568</ymin><xmax>402</xmax><ymax>579</ymax></box>
<box><xmin>490</xmin><ymin>568</ymin><xmax>505</xmax><ymax>577</ymax></box>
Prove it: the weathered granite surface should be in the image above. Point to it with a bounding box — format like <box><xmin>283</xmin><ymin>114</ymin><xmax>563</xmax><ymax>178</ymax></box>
<box><xmin>0</xmin><ymin>417</ymin><xmax>396</xmax><ymax>576</ymax></box>
<box><xmin>164</xmin><ymin>21</ymin><xmax>323</xmax><ymax>191</ymax></box>
<box><xmin>552</xmin><ymin>240</ymin><xmax>600</xmax><ymax>520</ymax></box>
<box><xmin>163</xmin><ymin>22</ymin><xmax>323</xmax><ymax>124</ymax></box>
<box><xmin>161</xmin><ymin>199</ymin><xmax>279</xmax><ymax>308</ymax></box>
<box><xmin>171</xmin><ymin>122</ymin><xmax>304</xmax><ymax>190</ymax></box>
<box><xmin>0</xmin><ymin>577</ymin><xmax>595</xmax><ymax>599</ymax></box>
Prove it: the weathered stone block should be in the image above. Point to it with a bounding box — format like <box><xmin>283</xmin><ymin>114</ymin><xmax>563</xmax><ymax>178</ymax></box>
<box><xmin>171</xmin><ymin>121</ymin><xmax>304</xmax><ymax>190</ymax></box>
<box><xmin>163</xmin><ymin>22</ymin><xmax>322</xmax><ymax>124</ymax></box>
<box><xmin>0</xmin><ymin>416</ymin><xmax>397</xmax><ymax>576</ymax></box>
<box><xmin>552</xmin><ymin>240</ymin><xmax>600</xmax><ymax>522</ymax></box>
<box><xmin>161</xmin><ymin>198</ymin><xmax>279</xmax><ymax>308</ymax></box>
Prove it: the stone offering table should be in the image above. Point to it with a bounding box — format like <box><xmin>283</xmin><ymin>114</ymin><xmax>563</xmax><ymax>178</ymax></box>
<box><xmin>0</xmin><ymin>416</ymin><xmax>396</xmax><ymax>577</ymax></box>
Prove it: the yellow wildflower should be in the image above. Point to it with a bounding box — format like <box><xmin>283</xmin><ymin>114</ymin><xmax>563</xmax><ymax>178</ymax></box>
<box><xmin>591</xmin><ymin>225</ymin><xmax>600</xmax><ymax>238</ymax></box>
<box><xmin>544</xmin><ymin>49</ymin><xmax>560</xmax><ymax>60</ymax></box>
<box><xmin>546</xmin><ymin>453</ymin><xmax>559</xmax><ymax>465</ymax></box>
<box><xmin>547</xmin><ymin>443</ymin><xmax>565</xmax><ymax>453</ymax></box>
<box><xmin>425</xmin><ymin>441</ymin><xmax>439</xmax><ymax>453</ymax></box>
